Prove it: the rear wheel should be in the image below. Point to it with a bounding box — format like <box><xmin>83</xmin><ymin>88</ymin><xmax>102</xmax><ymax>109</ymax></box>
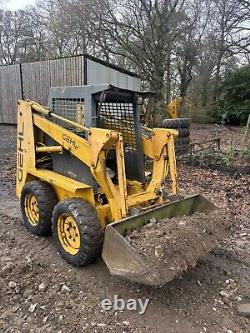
<box><xmin>163</xmin><ymin>118</ymin><xmax>191</xmax><ymax>129</ymax></box>
<box><xmin>52</xmin><ymin>198</ymin><xmax>104</xmax><ymax>266</ymax></box>
<box><xmin>20</xmin><ymin>181</ymin><xmax>58</xmax><ymax>236</ymax></box>
<box><xmin>177</xmin><ymin>137</ymin><xmax>191</xmax><ymax>145</ymax></box>
<box><xmin>178</xmin><ymin>127</ymin><xmax>190</xmax><ymax>137</ymax></box>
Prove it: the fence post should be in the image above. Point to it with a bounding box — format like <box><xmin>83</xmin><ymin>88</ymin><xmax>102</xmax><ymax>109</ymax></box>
<box><xmin>241</xmin><ymin>114</ymin><xmax>250</xmax><ymax>150</ymax></box>
<box><xmin>19</xmin><ymin>63</ymin><xmax>24</xmax><ymax>100</ymax></box>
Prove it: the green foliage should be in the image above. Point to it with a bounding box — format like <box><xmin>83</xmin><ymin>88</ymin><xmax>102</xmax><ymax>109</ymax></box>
<box><xmin>211</xmin><ymin>65</ymin><xmax>250</xmax><ymax>125</ymax></box>
<box><xmin>199</xmin><ymin>150</ymin><xmax>234</xmax><ymax>168</ymax></box>
<box><xmin>241</xmin><ymin>148</ymin><xmax>250</xmax><ymax>162</ymax></box>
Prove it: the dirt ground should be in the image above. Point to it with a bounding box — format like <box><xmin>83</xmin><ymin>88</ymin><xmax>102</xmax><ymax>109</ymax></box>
<box><xmin>0</xmin><ymin>124</ymin><xmax>249</xmax><ymax>333</ymax></box>
<box><xmin>190</xmin><ymin>123</ymin><xmax>244</xmax><ymax>149</ymax></box>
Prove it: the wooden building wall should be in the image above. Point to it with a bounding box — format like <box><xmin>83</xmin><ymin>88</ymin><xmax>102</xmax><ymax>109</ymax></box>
<box><xmin>0</xmin><ymin>55</ymin><xmax>140</xmax><ymax>124</ymax></box>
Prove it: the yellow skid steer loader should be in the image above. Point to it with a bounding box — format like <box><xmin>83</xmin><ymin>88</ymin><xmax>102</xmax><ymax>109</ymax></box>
<box><xmin>16</xmin><ymin>85</ymin><xmax>228</xmax><ymax>287</ymax></box>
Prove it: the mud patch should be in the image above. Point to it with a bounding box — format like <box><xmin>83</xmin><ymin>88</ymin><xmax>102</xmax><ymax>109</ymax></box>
<box><xmin>126</xmin><ymin>211</ymin><xmax>230</xmax><ymax>284</ymax></box>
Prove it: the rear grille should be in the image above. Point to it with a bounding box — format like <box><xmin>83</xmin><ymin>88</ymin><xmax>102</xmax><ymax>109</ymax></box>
<box><xmin>98</xmin><ymin>102</ymin><xmax>136</xmax><ymax>149</ymax></box>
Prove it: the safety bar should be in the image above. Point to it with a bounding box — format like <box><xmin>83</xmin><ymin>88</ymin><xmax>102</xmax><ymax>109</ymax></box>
<box><xmin>24</xmin><ymin>100</ymin><xmax>89</xmax><ymax>132</ymax></box>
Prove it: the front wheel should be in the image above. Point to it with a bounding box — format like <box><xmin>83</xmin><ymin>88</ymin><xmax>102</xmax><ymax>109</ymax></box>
<box><xmin>52</xmin><ymin>198</ymin><xmax>104</xmax><ymax>266</ymax></box>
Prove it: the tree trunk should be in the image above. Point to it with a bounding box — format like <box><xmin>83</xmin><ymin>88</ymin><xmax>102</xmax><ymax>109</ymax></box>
<box><xmin>149</xmin><ymin>63</ymin><xmax>166</xmax><ymax>127</ymax></box>
<box><xmin>213</xmin><ymin>55</ymin><xmax>223</xmax><ymax>101</ymax></box>
<box><xmin>165</xmin><ymin>51</ymin><xmax>171</xmax><ymax>104</ymax></box>
<box><xmin>151</xmin><ymin>86</ymin><xmax>166</xmax><ymax>127</ymax></box>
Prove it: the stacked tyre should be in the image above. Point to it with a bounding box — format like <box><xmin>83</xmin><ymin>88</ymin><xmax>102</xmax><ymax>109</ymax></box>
<box><xmin>162</xmin><ymin>118</ymin><xmax>191</xmax><ymax>153</ymax></box>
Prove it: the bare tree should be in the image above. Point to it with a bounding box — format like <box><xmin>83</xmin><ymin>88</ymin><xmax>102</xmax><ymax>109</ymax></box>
<box><xmin>187</xmin><ymin>0</ymin><xmax>249</xmax><ymax>117</ymax></box>
<box><xmin>0</xmin><ymin>10</ymin><xmax>34</xmax><ymax>64</ymax></box>
<box><xmin>173</xmin><ymin>0</ymin><xmax>206</xmax><ymax>113</ymax></box>
<box><xmin>83</xmin><ymin>0</ymin><xmax>189</xmax><ymax>125</ymax></box>
<box><xmin>210</xmin><ymin>0</ymin><xmax>249</xmax><ymax>96</ymax></box>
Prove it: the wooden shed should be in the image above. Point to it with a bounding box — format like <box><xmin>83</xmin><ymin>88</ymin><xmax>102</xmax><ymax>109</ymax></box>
<box><xmin>0</xmin><ymin>54</ymin><xmax>141</xmax><ymax>124</ymax></box>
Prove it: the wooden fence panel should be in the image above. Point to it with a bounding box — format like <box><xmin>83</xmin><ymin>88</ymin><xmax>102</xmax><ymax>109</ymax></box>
<box><xmin>22</xmin><ymin>60</ymin><xmax>51</xmax><ymax>106</ymax></box>
<box><xmin>49</xmin><ymin>56</ymin><xmax>85</xmax><ymax>88</ymax></box>
<box><xmin>21</xmin><ymin>56</ymin><xmax>85</xmax><ymax>108</ymax></box>
<box><xmin>0</xmin><ymin>64</ymin><xmax>22</xmax><ymax>124</ymax></box>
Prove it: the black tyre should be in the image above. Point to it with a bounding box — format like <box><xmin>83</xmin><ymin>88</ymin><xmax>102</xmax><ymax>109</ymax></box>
<box><xmin>179</xmin><ymin>118</ymin><xmax>191</xmax><ymax>128</ymax></box>
<box><xmin>177</xmin><ymin>137</ymin><xmax>191</xmax><ymax>145</ymax></box>
<box><xmin>178</xmin><ymin>127</ymin><xmax>190</xmax><ymax>137</ymax></box>
<box><xmin>163</xmin><ymin>118</ymin><xmax>191</xmax><ymax>129</ymax></box>
<box><xmin>20</xmin><ymin>181</ymin><xmax>58</xmax><ymax>236</ymax></box>
<box><xmin>52</xmin><ymin>198</ymin><xmax>104</xmax><ymax>267</ymax></box>
<box><xmin>162</xmin><ymin>119</ymin><xmax>175</xmax><ymax>129</ymax></box>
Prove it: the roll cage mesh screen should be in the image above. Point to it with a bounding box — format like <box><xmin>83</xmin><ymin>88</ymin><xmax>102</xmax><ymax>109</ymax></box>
<box><xmin>51</xmin><ymin>98</ymin><xmax>85</xmax><ymax>129</ymax></box>
<box><xmin>98</xmin><ymin>102</ymin><xmax>136</xmax><ymax>150</ymax></box>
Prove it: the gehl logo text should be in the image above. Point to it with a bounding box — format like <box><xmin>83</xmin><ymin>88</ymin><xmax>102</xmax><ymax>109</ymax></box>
<box><xmin>17</xmin><ymin>122</ymin><xmax>24</xmax><ymax>182</ymax></box>
<box><xmin>62</xmin><ymin>134</ymin><xmax>78</xmax><ymax>149</ymax></box>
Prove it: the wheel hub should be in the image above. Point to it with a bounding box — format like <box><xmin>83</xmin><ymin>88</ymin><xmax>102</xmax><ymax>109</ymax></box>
<box><xmin>57</xmin><ymin>214</ymin><xmax>80</xmax><ymax>255</ymax></box>
<box><xmin>24</xmin><ymin>194</ymin><xmax>39</xmax><ymax>226</ymax></box>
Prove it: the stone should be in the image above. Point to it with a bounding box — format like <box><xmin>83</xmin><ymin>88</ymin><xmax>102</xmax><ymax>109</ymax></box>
<box><xmin>28</xmin><ymin>303</ymin><xmax>37</xmax><ymax>313</ymax></box>
<box><xmin>1</xmin><ymin>263</ymin><xmax>13</xmax><ymax>275</ymax></box>
<box><xmin>220</xmin><ymin>290</ymin><xmax>231</xmax><ymax>299</ymax></box>
<box><xmin>61</xmin><ymin>284</ymin><xmax>71</xmax><ymax>293</ymax></box>
<box><xmin>39</xmin><ymin>282</ymin><xmax>47</xmax><ymax>292</ymax></box>
<box><xmin>15</xmin><ymin>286</ymin><xmax>21</xmax><ymax>294</ymax></box>
<box><xmin>238</xmin><ymin>303</ymin><xmax>250</xmax><ymax>318</ymax></box>
<box><xmin>8</xmin><ymin>281</ymin><xmax>17</xmax><ymax>288</ymax></box>
<box><xmin>231</xmin><ymin>295</ymin><xmax>242</xmax><ymax>302</ymax></box>
<box><xmin>23</xmin><ymin>289</ymin><xmax>33</xmax><ymax>298</ymax></box>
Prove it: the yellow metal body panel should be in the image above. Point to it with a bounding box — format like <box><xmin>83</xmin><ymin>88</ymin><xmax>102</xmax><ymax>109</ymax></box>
<box><xmin>28</xmin><ymin>169</ymin><xmax>92</xmax><ymax>194</ymax></box>
<box><xmin>115</xmin><ymin>134</ymin><xmax>128</xmax><ymax>217</ymax></box>
<box><xmin>167</xmin><ymin>97</ymin><xmax>182</xmax><ymax>119</ymax></box>
<box><xmin>28</xmin><ymin>169</ymin><xmax>95</xmax><ymax>207</ymax></box>
<box><xmin>33</xmin><ymin>114</ymin><xmax>91</xmax><ymax>166</ymax></box>
<box><xmin>16</xmin><ymin>100</ymin><xmax>179</xmax><ymax>228</ymax></box>
<box><xmin>16</xmin><ymin>101</ymin><xmax>36</xmax><ymax>197</ymax></box>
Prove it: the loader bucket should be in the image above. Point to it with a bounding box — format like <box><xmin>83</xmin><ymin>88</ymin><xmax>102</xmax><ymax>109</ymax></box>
<box><xmin>102</xmin><ymin>195</ymin><xmax>227</xmax><ymax>287</ymax></box>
